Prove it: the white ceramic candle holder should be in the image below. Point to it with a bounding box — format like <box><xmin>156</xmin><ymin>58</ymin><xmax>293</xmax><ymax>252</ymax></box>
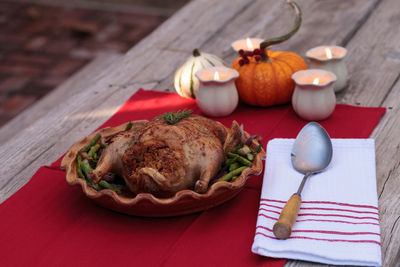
<box><xmin>291</xmin><ymin>69</ymin><xmax>337</xmax><ymax>121</ymax></box>
<box><xmin>195</xmin><ymin>67</ymin><xmax>239</xmax><ymax>117</ymax></box>
<box><xmin>306</xmin><ymin>45</ymin><xmax>348</xmax><ymax>93</ymax></box>
<box><xmin>231</xmin><ymin>38</ymin><xmax>263</xmax><ymax>52</ymax></box>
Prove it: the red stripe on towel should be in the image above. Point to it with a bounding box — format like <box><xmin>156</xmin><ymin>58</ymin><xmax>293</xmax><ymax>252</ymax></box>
<box><xmin>258</xmin><ymin>213</ymin><xmax>380</xmax><ymax>226</ymax></box>
<box><xmin>257</xmin><ymin>226</ymin><xmax>380</xmax><ymax>236</ymax></box>
<box><xmin>259</xmin><ymin>208</ymin><xmax>280</xmax><ymax>215</ymax></box>
<box><xmin>259</xmin><ymin>208</ymin><xmax>379</xmax><ymax>221</ymax></box>
<box><xmin>261</xmin><ymin>198</ymin><xmax>378</xmax><ymax>210</ymax></box>
<box><xmin>259</xmin><ymin>203</ymin><xmax>379</xmax><ymax>215</ymax></box>
<box><xmin>298</xmin><ymin>212</ymin><xmax>379</xmax><ymax>221</ymax></box>
<box><xmin>255</xmin><ymin>232</ymin><xmax>381</xmax><ymax>245</ymax></box>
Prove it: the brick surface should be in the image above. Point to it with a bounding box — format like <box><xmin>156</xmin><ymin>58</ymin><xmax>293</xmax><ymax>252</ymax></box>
<box><xmin>6</xmin><ymin>53</ymin><xmax>53</xmax><ymax>66</ymax></box>
<box><xmin>0</xmin><ymin>1</ymin><xmax>170</xmax><ymax>128</ymax></box>
<box><xmin>18</xmin><ymin>20</ymin><xmax>50</xmax><ymax>36</ymax></box>
<box><xmin>0</xmin><ymin>76</ymin><xmax>31</xmax><ymax>93</ymax></box>
<box><xmin>0</xmin><ymin>34</ymin><xmax>25</xmax><ymax>51</ymax></box>
<box><xmin>0</xmin><ymin>93</ymin><xmax>7</xmax><ymax>106</ymax></box>
<box><xmin>0</xmin><ymin>94</ymin><xmax>36</xmax><ymax>116</ymax></box>
<box><xmin>69</xmin><ymin>48</ymin><xmax>96</xmax><ymax>59</ymax></box>
<box><xmin>35</xmin><ymin>76</ymin><xmax>66</xmax><ymax>88</ymax></box>
<box><xmin>0</xmin><ymin>65</ymin><xmax>42</xmax><ymax>77</ymax></box>
<box><xmin>19</xmin><ymin>84</ymin><xmax>53</xmax><ymax>99</ymax></box>
<box><xmin>96</xmin><ymin>23</ymin><xmax>123</xmax><ymax>42</ymax></box>
<box><xmin>24</xmin><ymin>36</ymin><xmax>48</xmax><ymax>51</ymax></box>
<box><xmin>44</xmin><ymin>39</ymin><xmax>78</xmax><ymax>54</ymax></box>
<box><xmin>47</xmin><ymin>58</ymin><xmax>85</xmax><ymax>76</ymax></box>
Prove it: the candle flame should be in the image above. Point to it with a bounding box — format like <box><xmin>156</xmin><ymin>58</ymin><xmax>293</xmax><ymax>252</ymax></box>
<box><xmin>325</xmin><ymin>47</ymin><xmax>333</xmax><ymax>59</ymax></box>
<box><xmin>214</xmin><ymin>71</ymin><xmax>220</xmax><ymax>81</ymax></box>
<box><xmin>313</xmin><ymin>77</ymin><xmax>320</xmax><ymax>85</ymax></box>
<box><xmin>246</xmin><ymin>38</ymin><xmax>253</xmax><ymax>50</ymax></box>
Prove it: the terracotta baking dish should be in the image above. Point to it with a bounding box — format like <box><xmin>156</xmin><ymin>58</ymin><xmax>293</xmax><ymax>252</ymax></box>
<box><xmin>61</xmin><ymin>121</ymin><xmax>265</xmax><ymax>217</ymax></box>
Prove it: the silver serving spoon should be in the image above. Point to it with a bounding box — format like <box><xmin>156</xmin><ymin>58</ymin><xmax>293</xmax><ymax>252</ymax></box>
<box><xmin>273</xmin><ymin>122</ymin><xmax>333</xmax><ymax>239</ymax></box>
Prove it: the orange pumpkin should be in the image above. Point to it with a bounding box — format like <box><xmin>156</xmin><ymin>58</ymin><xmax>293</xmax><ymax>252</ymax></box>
<box><xmin>232</xmin><ymin>50</ymin><xmax>307</xmax><ymax>107</ymax></box>
<box><xmin>231</xmin><ymin>1</ymin><xmax>308</xmax><ymax>107</ymax></box>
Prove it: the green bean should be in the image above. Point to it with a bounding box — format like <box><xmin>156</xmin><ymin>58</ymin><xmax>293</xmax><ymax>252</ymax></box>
<box><xmin>221</xmin><ymin>157</ymin><xmax>235</xmax><ymax>171</ymax></box>
<box><xmin>99</xmin><ymin>180</ymin><xmax>122</xmax><ymax>195</ymax></box>
<box><xmin>88</xmin><ymin>144</ymin><xmax>100</xmax><ymax>158</ymax></box>
<box><xmin>218</xmin><ymin>166</ymin><xmax>247</xmax><ymax>182</ymax></box>
<box><xmin>125</xmin><ymin>121</ymin><xmax>133</xmax><ymax>131</ymax></box>
<box><xmin>82</xmin><ymin>133</ymin><xmax>101</xmax><ymax>152</ymax></box>
<box><xmin>76</xmin><ymin>155</ymin><xmax>84</xmax><ymax>179</ymax></box>
<box><xmin>81</xmin><ymin>159</ymin><xmax>92</xmax><ymax>175</ymax></box>
<box><xmin>227</xmin><ymin>152</ymin><xmax>252</xmax><ymax>166</ymax></box>
<box><xmin>231</xmin><ymin>144</ymin><xmax>242</xmax><ymax>153</ymax></box>
<box><xmin>81</xmin><ymin>159</ymin><xmax>100</xmax><ymax>190</ymax></box>
<box><xmin>229</xmin><ymin>162</ymin><xmax>240</xmax><ymax>172</ymax></box>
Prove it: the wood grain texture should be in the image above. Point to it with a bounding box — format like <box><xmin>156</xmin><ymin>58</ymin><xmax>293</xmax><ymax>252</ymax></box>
<box><xmin>0</xmin><ymin>52</ymin><xmax>122</xmax><ymax>146</ymax></box>
<box><xmin>0</xmin><ymin>0</ymin><xmax>399</xmax><ymax>265</ymax></box>
<box><xmin>336</xmin><ymin>0</ymin><xmax>400</xmax><ymax>107</ymax></box>
<box><xmin>273</xmin><ymin>194</ymin><xmax>302</xmax><ymax>240</ymax></box>
<box><xmin>334</xmin><ymin>0</ymin><xmax>400</xmax><ymax>265</ymax></box>
<box><xmin>370</xmin><ymin>78</ymin><xmax>400</xmax><ymax>267</ymax></box>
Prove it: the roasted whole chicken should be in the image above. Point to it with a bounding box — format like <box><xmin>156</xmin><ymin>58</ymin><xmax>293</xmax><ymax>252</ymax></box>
<box><xmin>89</xmin><ymin>115</ymin><xmax>244</xmax><ymax>197</ymax></box>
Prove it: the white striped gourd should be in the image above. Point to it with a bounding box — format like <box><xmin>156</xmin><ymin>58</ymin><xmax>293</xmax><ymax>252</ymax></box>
<box><xmin>174</xmin><ymin>49</ymin><xmax>225</xmax><ymax>99</ymax></box>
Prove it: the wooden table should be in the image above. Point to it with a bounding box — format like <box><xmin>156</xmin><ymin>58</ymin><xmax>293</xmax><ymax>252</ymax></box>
<box><xmin>0</xmin><ymin>0</ymin><xmax>399</xmax><ymax>266</ymax></box>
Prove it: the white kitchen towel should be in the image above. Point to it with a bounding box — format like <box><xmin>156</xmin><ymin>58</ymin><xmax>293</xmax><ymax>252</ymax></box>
<box><xmin>252</xmin><ymin>138</ymin><xmax>382</xmax><ymax>266</ymax></box>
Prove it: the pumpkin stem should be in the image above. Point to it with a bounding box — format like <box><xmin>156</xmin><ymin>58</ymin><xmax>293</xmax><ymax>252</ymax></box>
<box><xmin>260</xmin><ymin>0</ymin><xmax>302</xmax><ymax>60</ymax></box>
<box><xmin>193</xmin><ymin>49</ymin><xmax>201</xmax><ymax>57</ymax></box>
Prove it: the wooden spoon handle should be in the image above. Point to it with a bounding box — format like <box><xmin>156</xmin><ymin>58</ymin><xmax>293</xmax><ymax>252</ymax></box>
<box><xmin>273</xmin><ymin>193</ymin><xmax>301</xmax><ymax>239</ymax></box>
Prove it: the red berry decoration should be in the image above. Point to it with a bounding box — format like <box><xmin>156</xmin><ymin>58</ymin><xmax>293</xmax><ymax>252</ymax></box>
<box><xmin>255</xmin><ymin>55</ymin><xmax>261</xmax><ymax>61</ymax></box>
<box><xmin>239</xmin><ymin>59</ymin><xmax>245</xmax><ymax>66</ymax></box>
<box><xmin>244</xmin><ymin>58</ymin><xmax>250</xmax><ymax>64</ymax></box>
<box><xmin>239</xmin><ymin>49</ymin><xmax>245</xmax><ymax>56</ymax></box>
<box><xmin>254</xmin><ymin>49</ymin><xmax>261</xmax><ymax>55</ymax></box>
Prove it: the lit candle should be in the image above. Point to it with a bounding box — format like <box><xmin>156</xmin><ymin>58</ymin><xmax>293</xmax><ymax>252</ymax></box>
<box><xmin>195</xmin><ymin>67</ymin><xmax>239</xmax><ymax>117</ymax></box>
<box><xmin>291</xmin><ymin>69</ymin><xmax>337</xmax><ymax>121</ymax></box>
<box><xmin>306</xmin><ymin>45</ymin><xmax>348</xmax><ymax>92</ymax></box>
<box><xmin>231</xmin><ymin>37</ymin><xmax>263</xmax><ymax>52</ymax></box>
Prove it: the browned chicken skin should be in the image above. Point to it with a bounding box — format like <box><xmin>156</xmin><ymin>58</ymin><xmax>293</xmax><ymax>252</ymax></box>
<box><xmin>89</xmin><ymin>115</ymin><xmax>243</xmax><ymax>198</ymax></box>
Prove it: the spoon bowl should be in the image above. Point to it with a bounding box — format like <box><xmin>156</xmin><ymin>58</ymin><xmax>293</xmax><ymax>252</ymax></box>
<box><xmin>291</xmin><ymin>122</ymin><xmax>333</xmax><ymax>174</ymax></box>
<box><xmin>273</xmin><ymin>122</ymin><xmax>333</xmax><ymax>239</ymax></box>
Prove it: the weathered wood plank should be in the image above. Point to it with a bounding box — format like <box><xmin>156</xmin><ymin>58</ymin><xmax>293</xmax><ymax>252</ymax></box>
<box><xmin>370</xmin><ymin>77</ymin><xmax>400</xmax><ymax>267</ymax></box>
<box><xmin>0</xmin><ymin>52</ymin><xmax>122</xmax><ymax>146</ymax></box>
<box><xmin>324</xmin><ymin>0</ymin><xmax>400</xmax><ymax>264</ymax></box>
<box><xmin>336</xmin><ymin>0</ymin><xmax>400</xmax><ymax>107</ymax></box>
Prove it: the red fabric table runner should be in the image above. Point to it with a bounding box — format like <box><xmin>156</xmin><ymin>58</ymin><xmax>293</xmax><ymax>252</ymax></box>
<box><xmin>0</xmin><ymin>89</ymin><xmax>385</xmax><ymax>267</ymax></box>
